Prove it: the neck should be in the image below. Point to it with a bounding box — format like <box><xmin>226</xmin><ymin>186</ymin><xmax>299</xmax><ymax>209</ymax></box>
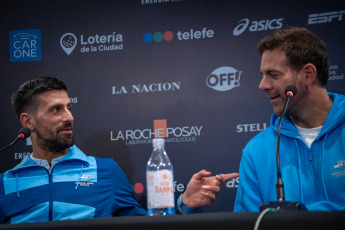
<box><xmin>291</xmin><ymin>88</ymin><xmax>332</xmax><ymax>128</ymax></box>
<box><xmin>32</xmin><ymin>144</ymin><xmax>69</xmax><ymax>166</ymax></box>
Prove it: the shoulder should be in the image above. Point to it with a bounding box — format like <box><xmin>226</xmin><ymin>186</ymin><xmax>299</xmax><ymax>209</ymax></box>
<box><xmin>329</xmin><ymin>92</ymin><xmax>345</xmax><ymax>111</ymax></box>
<box><xmin>93</xmin><ymin>157</ymin><xmax>126</xmax><ymax>177</ymax></box>
<box><xmin>94</xmin><ymin>157</ymin><xmax>120</xmax><ymax>169</ymax></box>
<box><xmin>70</xmin><ymin>146</ymin><xmax>121</xmax><ymax>170</ymax></box>
<box><xmin>245</xmin><ymin>126</ymin><xmax>275</xmax><ymax>151</ymax></box>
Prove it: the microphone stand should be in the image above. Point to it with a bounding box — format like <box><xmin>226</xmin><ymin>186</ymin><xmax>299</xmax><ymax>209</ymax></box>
<box><xmin>0</xmin><ymin>128</ymin><xmax>31</xmax><ymax>153</ymax></box>
<box><xmin>0</xmin><ymin>136</ymin><xmax>23</xmax><ymax>152</ymax></box>
<box><xmin>260</xmin><ymin>89</ymin><xmax>301</xmax><ymax>211</ymax></box>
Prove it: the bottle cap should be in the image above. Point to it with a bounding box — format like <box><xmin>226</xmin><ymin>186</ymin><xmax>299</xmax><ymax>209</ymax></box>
<box><xmin>152</xmin><ymin>138</ymin><xmax>165</xmax><ymax>148</ymax></box>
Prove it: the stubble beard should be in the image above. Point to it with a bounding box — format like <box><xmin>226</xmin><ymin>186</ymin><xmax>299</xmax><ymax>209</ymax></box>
<box><xmin>36</xmin><ymin>123</ymin><xmax>74</xmax><ymax>153</ymax></box>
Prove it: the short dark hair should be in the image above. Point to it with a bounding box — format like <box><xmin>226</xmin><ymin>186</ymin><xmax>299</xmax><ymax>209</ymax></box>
<box><xmin>257</xmin><ymin>27</ymin><xmax>330</xmax><ymax>86</ymax></box>
<box><xmin>11</xmin><ymin>77</ymin><xmax>67</xmax><ymax>119</ymax></box>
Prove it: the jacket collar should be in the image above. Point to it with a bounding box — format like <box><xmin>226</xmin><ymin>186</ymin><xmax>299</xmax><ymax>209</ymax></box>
<box><xmin>8</xmin><ymin>145</ymin><xmax>89</xmax><ymax>174</ymax></box>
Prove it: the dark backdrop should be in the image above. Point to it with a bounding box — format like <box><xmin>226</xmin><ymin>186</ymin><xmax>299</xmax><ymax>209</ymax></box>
<box><xmin>1</xmin><ymin>0</ymin><xmax>344</xmax><ymax>212</ymax></box>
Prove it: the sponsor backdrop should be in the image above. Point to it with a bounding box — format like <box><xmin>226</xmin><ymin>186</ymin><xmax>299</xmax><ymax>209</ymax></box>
<box><xmin>1</xmin><ymin>0</ymin><xmax>345</xmax><ymax>213</ymax></box>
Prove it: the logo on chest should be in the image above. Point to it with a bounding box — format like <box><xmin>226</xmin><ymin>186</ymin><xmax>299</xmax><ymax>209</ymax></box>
<box><xmin>76</xmin><ymin>174</ymin><xmax>95</xmax><ymax>186</ymax></box>
<box><xmin>334</xmin><ymin>160</ymin><xmax>345</xmax><ymax>169</ymax></box>
<box><xmin>332</xmin><ymin>160</ymin><xmax>345</xmax><ymax>178</ymax></box>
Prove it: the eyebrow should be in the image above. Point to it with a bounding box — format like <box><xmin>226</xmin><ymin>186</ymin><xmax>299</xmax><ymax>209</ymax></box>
<box><xmin>261</xmin><ymin>69</ymin><xmax>282</xmax><ymax>75</ymax></box>
<box><xmin>47</xmin><ymin>100</ymin><xmax>72</xmax><ymax>109</ymax></box>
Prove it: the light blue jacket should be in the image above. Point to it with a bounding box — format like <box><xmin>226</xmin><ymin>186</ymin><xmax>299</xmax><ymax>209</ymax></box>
<box><xmin>234</xmin><ymin>93</ymin><xmax>345</xmax><ymax>212</ymax></box>
<box><xmin>0</xmin><ymin>145</ymin><xmax>147</xmax><ymax>223</ymax></box>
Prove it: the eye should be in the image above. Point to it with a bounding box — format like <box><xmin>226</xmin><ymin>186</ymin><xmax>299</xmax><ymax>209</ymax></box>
<box><xmin>51</xmin><ymin>106</ymin><xmax>60</xmax><ymax>112</ymax></box>
<box><xmin>268</xmin><ymin>72</ymin><xmax>280</xmax><ymax>79</ymax></box>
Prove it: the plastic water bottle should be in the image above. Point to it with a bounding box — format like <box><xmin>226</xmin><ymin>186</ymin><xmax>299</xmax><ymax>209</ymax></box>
<box><xmin>146</xmin><ymin>138</ymin><xmax>175</xmax><ymax>216</ymax></box>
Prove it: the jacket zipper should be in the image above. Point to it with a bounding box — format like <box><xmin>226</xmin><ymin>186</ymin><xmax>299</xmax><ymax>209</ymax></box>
<box><xmin>49</xmin><ymin>172</ymin><xmax>53</xmax><ymax>221</ymax></box>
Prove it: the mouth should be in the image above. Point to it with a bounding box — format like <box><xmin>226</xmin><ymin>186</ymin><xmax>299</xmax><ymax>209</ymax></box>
<box><xmin>58</xmin><ymin>125</ymin><xmax>73</xmax><ymax>134</ymax></box>
<box><xmin>268</xmin><ymin>95</ymin><xmax>280</xmax><ymax>103</ymax></box>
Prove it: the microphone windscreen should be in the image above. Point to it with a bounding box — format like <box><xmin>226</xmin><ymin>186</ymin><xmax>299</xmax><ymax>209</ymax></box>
<box><xmin>285</xmin><ymin>85</ymin><xmax>297</xmax><ymax>97</ymax></box>
<box><xmin>18</xmin><ymin>127</ymin><xmax>31</xmax><ymax>139</ymax></box>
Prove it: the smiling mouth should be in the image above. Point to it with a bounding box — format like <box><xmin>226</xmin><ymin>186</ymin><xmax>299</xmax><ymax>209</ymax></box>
<box><xmin>269</xmin><ymin>95</ymin><xmax>280</xmax><ymax>103</ymax></box>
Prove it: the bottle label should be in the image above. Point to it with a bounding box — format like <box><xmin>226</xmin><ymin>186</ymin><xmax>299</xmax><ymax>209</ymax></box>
<box><xmin>147</xmin><ymin>169</ymin><xmax>174</xmax><ymax>209</ymax></box>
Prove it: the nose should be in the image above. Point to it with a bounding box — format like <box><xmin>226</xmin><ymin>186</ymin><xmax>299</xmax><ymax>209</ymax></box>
<box><xmin>63</xmin><ymin>107</ymin><xmax>74</xmax><ymax>123</ymax></box>
<box><xmin>258</xmin><ymin>76</ymin><xmax>272</xmax><ymax>92</ymax></box>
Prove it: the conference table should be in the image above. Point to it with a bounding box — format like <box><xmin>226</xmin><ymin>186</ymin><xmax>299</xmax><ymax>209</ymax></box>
<box><xmin>0</xmin><ymin>211</ymin><xmax>344</xmax><ymax>230</ymax></box>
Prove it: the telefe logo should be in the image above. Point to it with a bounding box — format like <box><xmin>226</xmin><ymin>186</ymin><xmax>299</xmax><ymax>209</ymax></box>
<box><xmin>144</xmin><ymin>27</ymin><xmax>214</xmax><ymax>43</ymax></box>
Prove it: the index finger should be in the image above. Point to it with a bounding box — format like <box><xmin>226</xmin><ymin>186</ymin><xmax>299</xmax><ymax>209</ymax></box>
<box><xmin>217</xmin><ymin>173</ymin><xmax>239</xmax><ymax>182</ymax></box>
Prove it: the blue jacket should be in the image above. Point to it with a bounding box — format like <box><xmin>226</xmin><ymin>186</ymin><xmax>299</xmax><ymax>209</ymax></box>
<box><xmin>0</xmin><ymin>145</ymin><xmax>147</xmax><ymax>223</ymax></box>
<box><xmin>234</xmin><ymin>93</ymin><xmax>345</xmax><ymax>212</ymax></box>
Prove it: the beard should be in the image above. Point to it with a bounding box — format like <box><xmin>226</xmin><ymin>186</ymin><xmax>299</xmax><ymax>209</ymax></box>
<box><xmin>272</xmin><ymin>96</ymin><xmax>298</xmax><ymax>118</ymax></box>
<box><xmin>35</xmin><ymin>122</ymin><xmax>74</xmax><ymax>153</ymax></box>
<box><xmin>275</xmin><ymin>87</ymin><xmax>307</xmax><ymax>120</ymax></box>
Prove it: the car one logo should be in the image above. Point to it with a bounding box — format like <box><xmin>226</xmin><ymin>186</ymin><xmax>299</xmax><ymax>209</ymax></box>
<box><xmin>10</xmin><ymin>29</ymin><xmax>42</xmax><ymax>62</ymax></box>
<box><xmin>206</xmin><ymin>66</ymin><xmax>242</xmax><ymax>92</ymax></box>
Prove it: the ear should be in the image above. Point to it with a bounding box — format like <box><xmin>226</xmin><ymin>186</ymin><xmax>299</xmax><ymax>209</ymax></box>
<box><xmin>303</xmin><ymin>63</ymin><xmax>317</xmax><ymax>87</ymax></box>
<box><xmin>19</xmin><ymin>113</ymin><xmax>35</xmax><ymax>131</ymax></box>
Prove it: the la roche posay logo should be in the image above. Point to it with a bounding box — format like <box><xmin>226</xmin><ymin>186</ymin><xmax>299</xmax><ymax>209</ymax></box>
<box><xmin>110</xmin><ymin>119</ymin><xmax>203</xmax><ymax>145</ymax></box>
<box><xmin>60</xmin><ymin>32</ymin><xmax>123</xmax><ymax>55</ymax></box>
<box><xmin>233</xmin><ymin>18</ymin><xmax>283</xmax><ymax>36</ymax></box>
<box><xmin>206</xmin><ymin>67</ymin><xmax>242</xmax><ymax>91</ymax></box>
<box><xmin>10</xmin><ymin>29</ymin><xmax>42</xmax><ymax>62</ymax></box>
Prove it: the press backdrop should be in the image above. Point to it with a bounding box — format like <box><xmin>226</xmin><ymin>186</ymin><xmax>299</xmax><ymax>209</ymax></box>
<box><xmin>1</xmin><ymin>0</ymin><xmax>345</xmax><ymax>212</ymax></box>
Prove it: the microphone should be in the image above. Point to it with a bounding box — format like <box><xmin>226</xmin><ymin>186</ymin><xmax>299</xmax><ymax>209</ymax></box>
<box><xmin>285</xmin><ymin>85</ymin><xmax>297</xmax><ymax>98</ymax></box>
<box><xmin>17</xmin><ymin>127</ymin><xmax>31</xmax><ymax>140</ymax></box>
<box><xmin>260</xmin><ymin>85</ymin><xmax>302</xmax><ymax>211</ymax></box>
<box><xmin>0</xmin><ymin>127</ymin><xmax>31</xmax><ymax>153</ymax></box>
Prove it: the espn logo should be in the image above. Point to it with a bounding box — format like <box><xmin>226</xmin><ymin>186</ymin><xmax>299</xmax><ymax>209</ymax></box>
<box><xmin>308</xmin><ymin>10</ymin><xmax>345</xmax><ymax>24</ymax></box>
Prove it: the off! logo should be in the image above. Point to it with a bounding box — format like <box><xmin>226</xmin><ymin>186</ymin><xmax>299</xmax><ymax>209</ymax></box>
<box><xmin>206</xmin><ymin>66</ymin><xmax>242</xmax><ymax>92</ymax></box>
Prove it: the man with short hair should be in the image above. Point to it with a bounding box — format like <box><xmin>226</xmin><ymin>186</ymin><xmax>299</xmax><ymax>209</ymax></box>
<box><xmin>0</xmin><ymin>77</ymin><xmax>147</xmax><ymax>223</ymax></box>
<box><xmin>233</xmin><ymin>27</ymin><xmax>345</xmax><ymax>212</ymax></box>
